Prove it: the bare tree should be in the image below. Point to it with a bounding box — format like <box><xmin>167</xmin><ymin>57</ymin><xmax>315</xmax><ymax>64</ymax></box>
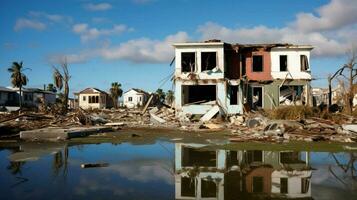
<box><xmin>328</xmin><ymin>47</ymin><xmax>357</xmax><ymax>114</ymax></box>
<box><xmin>53</xmin><ymin>58</ymin><xmax>71</xmax><ymax>114</ymax></box>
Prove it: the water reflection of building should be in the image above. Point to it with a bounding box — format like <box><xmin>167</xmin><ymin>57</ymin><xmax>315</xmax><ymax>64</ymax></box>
<box><xmin>174</xmin><ymin>143</ymin><xmax>312</xmax><ymax>200</ymax></box>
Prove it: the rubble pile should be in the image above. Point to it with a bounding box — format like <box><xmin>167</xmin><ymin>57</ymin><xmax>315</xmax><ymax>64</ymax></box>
<box><xmin>1</xmin><ymin>105</ymin><xmax>357</xmax><ymax>143</ymax></box>
<box><xmin>228</xmin><ymin>113</ymin><xmax>357</xmax><ymax>143</ymax></box>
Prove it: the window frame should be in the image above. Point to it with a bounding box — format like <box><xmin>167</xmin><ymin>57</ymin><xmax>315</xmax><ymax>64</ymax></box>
<box><xmin>279</xmin><ymin>55</ymin><xmax>288</xmax><ymax>72</ymax></box>
<box><xmin>181</xmin><ymin>52</ymin><xmax>196</xmax><ymax>73</ymax></box>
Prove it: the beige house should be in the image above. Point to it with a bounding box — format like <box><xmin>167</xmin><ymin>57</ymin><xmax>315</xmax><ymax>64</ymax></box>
<box><xmin>75</xmin><ymin>88</ymin><xmax>109</xmax><ymax>109</ymax></box>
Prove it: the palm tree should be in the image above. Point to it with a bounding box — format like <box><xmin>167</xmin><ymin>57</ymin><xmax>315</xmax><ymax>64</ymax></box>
<box><xmin>110</xmin><ymin>82</ymin><xmax>123</xmax><ymax>108</ymax></box>
<box><xmin>53</xmin><ymin>59</ymin><xmax>70</xmax><ymax>113</ymax></box>
<box><xmin>7</xmin><ymin>61</ymin><xmax>29</xmax><ymax>110</ymax></box>
<box><xmin>156</xmin><ymin>89</ymin><xmax>166</xmax><ymax>104</ymax></box>
<box><xmin>166</xmin><ymin>90</ymin><xmax>174</xmax><ymax>105</ymax></box>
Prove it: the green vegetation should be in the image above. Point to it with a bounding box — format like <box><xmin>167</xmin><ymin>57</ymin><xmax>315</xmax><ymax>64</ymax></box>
<box><xmin>7</xmin><ymin>61</ymin><xmax>29</xmax><ymax>110</ymax></box>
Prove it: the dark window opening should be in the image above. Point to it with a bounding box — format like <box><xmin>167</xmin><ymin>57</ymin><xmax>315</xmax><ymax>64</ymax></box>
<box><xmin>182</xmin><ymin>52</ymin><xmax>196</xmax><ymax>72</ymax></box>
<box><xmin>301</xmin><ymin>178</ymin><xmax>310</xmax><ymax>193</ymax></box>
<box><xmin>247</xmin><ymin>150</ymin><xmax>263</xmax><ymax>163</ymax></box>
<box><xmin>280</xmin><ymin>178</ymin><xmax>288</xmax><ymax>194</ymax></box>
<box><xmin>280</xmin><ymin>152</ymin><xmax>305</xmax><ymax>164</ymax></box>
<box><xmin>229</xmin><ymin>85</ymin><xmax>238</xmax><ymax>105</ymax></box>
<box><xmin>96</xmin><ymin>96</ymin><xmax>99</xmax><ymax>103</ymax></box>
<box><xmin>128</xmin><ymin>97</ymin><xmax>132</xmax><ymax>102</ymax></box>
<box><xmin>181</xmin><ymin>177</ymin><xmax>195</xmax><ymax>197</ymax></box>
<box><xmin>280</xmin><ymin>55</ymin><xmax>288</xmax><ymax>71</ymax></box>
<box><xmin>182</xmin><ymin>85</ymin><xmax>216</xmax><ymax>105</ymax></box>
<box><xmin>182</xmin><ymin>147</ymin><xmax>216</xmax><ymax>167</ymax></box>
<box><xmin>242</xmin><ymin>55</ymin><xmax>246</xmax><ymax>76</ymax></box>
<box><xmin>300</xmin><ymin>55</ymin><xmax>309</xmax><ymax>71</ymax></box>
<box><xmin>83</xmin><ymin>96</ymin><xmax>86</xmax><ymax>101</ymax></box>
<box><xmin>252</xmin><ymin>87</ymin><xmax>263</xmax><ymax>108</ymax></box>
<box><xmin>252</xmin><ymin>55</ymin><xmax>263</xmax><ymax>72</ymax></box>
<box><xmin>201</xmin><ymin>52</ymin><xmax>217</xmax><ymax>71</ymax></box>
<box><xmin>252</xmin><ymin>176</ymin><xmax>264</xmax><ymax>193</ymax></box>
<box><xmin>226</xmin><ymin>151</ymin><xmax>239</xmax><ymax>168</ymax></box>
<box><xmin>201</xmin><ymin>179</ymin><xmax>217</xmax><ymax>197</ymax></box>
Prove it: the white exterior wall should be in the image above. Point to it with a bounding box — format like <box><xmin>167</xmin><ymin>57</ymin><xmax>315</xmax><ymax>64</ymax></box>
<box><xmin>173</xmin><ymin>43</ymin><xmax>243</xmax><ymax>115</ymax></box>
<box><xmin>175</xmin><ymin>172</ymin><xmax>224</xmax><ymax>200</ymax></box>
<box><xmin>174</xmin><ymin>43</ymin><xmax>225</xmax><ymax>80</ymax></box>
<box><xmin>271</xmin><ymin>170</ymin><xmax>312</xmax><ymax>198</ymax></box>
<box><xmin>123</xmin><ymin>89</ymin><xmax>147</xmax><ymax>108</ymax></box>
<box><xmin>78</xmin><ymin>93</ymin><xmax>106</xmax><ymax>109</ymax></box>
<box><xmin>270</xmin><ymin>48</ymin><xmax>312</xmax><ymax>80</ymax></box>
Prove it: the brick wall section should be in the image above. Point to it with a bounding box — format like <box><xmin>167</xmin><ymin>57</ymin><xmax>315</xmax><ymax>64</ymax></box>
<box><xmin>245</xmin><ymin>49</ymin><xmax>272</xmax><ymax>81</ymax></box>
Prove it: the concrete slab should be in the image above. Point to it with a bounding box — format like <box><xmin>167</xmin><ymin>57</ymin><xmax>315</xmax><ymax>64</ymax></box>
<box><xmin>200</xmin><ymin>105</ymin><xmax>219</xmax><ymax>122</ymax></box>
<box><xmin>20</xmin><ymin>126</ymin><xmax>112</xmax><ymax>141</ymax></box>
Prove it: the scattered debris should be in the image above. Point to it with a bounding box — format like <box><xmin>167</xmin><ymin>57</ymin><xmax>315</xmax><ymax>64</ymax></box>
<box><xmin>81</xmin><ymin>163</ymin><xmax>109</xmax><ymax>168</ymax></box>
<box><xmin>20</xmin><ymin>127</ymin><xmax>112</xmax><ymax>141</ymax></box>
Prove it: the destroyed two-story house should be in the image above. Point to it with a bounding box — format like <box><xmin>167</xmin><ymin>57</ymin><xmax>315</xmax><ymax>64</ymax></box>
<box><xmin>173</xmin><ymin>40</ymin><xmax>313</xmax><ymax>115</ymax></box>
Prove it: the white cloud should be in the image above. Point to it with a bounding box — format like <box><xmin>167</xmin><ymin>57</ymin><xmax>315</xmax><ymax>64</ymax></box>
<box><xmin>72</xmin><ymin>23</ymin><xmax>133</xmax><ymax>42</ymax></box>
<box><xmin>84</xmin><ymin>3</ymin><xmax>112</xmax><ymax>11</ymax></box>
<box><xmin>58</xmin><ymin>31</ymin><xmax>188</xmax><ymax>64</ymax></box>
<box><xmin>292</xmin><ymin>0</ymin><xmax>357</xmax><ymax>32</ymax></box>
<box><xmin>52</xmin><ymin>0</ymin><xmax>357</xmax><ymax>64</ymax></box>
<box><xmin>102</xmin><ymin>159</ymin><xmax>174</xmax><ymax>184</ymax></box>
<box><xmin>14</xmin><ymin>18</ymin><xmax>46</xmax><ymax>31</ymax></box>
<box><xmin>28</xmin><ymin>11</ymin><xmax>73</xmax><ymax>24</ymax></box>
<box><xmin>197</xmin><ymin>0</ymin><xmax>357</xmax><ymax>57</ymax></box>
<box><xmin>98</xmin><ymin>31</ymin><xmax>188</xmax><ymax>63</ymax></box>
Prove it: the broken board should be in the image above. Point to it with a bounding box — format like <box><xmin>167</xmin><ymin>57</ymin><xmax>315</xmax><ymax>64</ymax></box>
<box><xmin>200</xmin><ymin>105</ymin><xmax>219</xmax><ymax>122</ymax></box>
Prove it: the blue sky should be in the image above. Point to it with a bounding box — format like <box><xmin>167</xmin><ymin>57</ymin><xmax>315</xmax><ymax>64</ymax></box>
<box><xmin>1</xmin><ymin>0</ymin><xmax>356</xmax><ymax>96</ymax></box>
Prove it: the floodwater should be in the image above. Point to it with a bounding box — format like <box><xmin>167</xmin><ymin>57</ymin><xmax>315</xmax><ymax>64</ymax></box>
<box><xmin>0</xmin><ymin>140</ymin><xmax>356</xmax><ymax>200</ymax></box>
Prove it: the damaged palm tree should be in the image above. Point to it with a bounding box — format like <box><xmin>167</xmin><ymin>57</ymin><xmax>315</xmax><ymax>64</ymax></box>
<box><xmin>328</xmin><ymin>46</ymin><xmax>357</xmax><ymax>114</ymax></box>
<box><xmin>53</xmin><ymin>58</ymin><xmax>71</xmax><ymax>114</ymax></box>
<box><xmin>7</xmin><ymin>61</ymin><xmax>30</xmax><ymax>111</ymax></box>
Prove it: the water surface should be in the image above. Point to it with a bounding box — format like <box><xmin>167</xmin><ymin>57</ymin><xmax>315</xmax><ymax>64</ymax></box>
<box><xmin>0</xmin><ymin>140</ymin><xmax>356</xmax><ymax>200</ymax></box>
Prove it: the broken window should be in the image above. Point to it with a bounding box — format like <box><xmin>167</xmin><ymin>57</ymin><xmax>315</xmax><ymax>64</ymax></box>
<box><xmin>201</xmin><ymin>179</ymin><xmax>217</xmax><ymax>197</ymax></box>
<box><xmin>128</xmin><ymin>97</ymin><xmax>132</xmax><ymax>102</ymax></box>
<box><xmin>280</xmin><ymin>55</ymin><xmax>288</xmax><ymax>71</ymax></box>
<box><xmin>300</xmin><ymin>55</ymin><xmax>309</xmax><ymax>71</ymax></box>
<box><xmin>252</xmin><ymin>176</ymin><xmax>264</xmax><ymax>193</ymax></box>
<box><xmin>226</xmin><ymin>151</ymin><xmax>239</xmax><ymax>167</ymax></box>
<box><xmin>252</xmin><ymin>55</ymin><xmax>263</xmax><ymax>72</ymax></box>
<box><xmin>280</xmin><ymin>178</ymin><xmax>288</xmax><ymax>194</ymax></box>
<box><xmin>280</xmin><ymin>152</ymin><xmax>304</xmax><ymax>164</ymax></box>
<box><xmin>301</xmin><ymin>178</ymin><xmax>310</xmax><ymax>193</ymax></box>
<box><xmin>182</xmin><ymin>147</ymin><xmax>216</xmax><ymax>167</ymax></box>
<box><xmin>181</xmin><ymin>177</ymin><xmax>195</xmax><ymax>197</ymax></box>
<box><xmin>229</xmin><ymin>85</ymin><xmax>238</xmax><ymax>105</ymax></box>
<box><xmin>182</xmin><ymin>85</ymin><xmax>216</xmax><ymax>105</ymax></box>
<box><xmin>201</xmin><ymin>52</ymin><xmax>216</xmax><ymax>71</ymax></box>
<box><xmin>252</xmin><ymin>87</ymin><xmax>263</xmax><ymax>108</ymax></box>
<box><xmin>181</xmin><ymin>52</ymin><xmax>196</xmax><ymax>72</ymax></box>
<box><xmin>247</xmin><ymin>150</ymin><xmax>263</xmax><ymax>163</ymax></box>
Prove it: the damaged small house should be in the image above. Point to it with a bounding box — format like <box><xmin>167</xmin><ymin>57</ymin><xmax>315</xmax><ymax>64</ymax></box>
<box><xmin>173</xmin><ymin>40</ymin><xmax>313</xmax><ymax>116</ymax></box>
